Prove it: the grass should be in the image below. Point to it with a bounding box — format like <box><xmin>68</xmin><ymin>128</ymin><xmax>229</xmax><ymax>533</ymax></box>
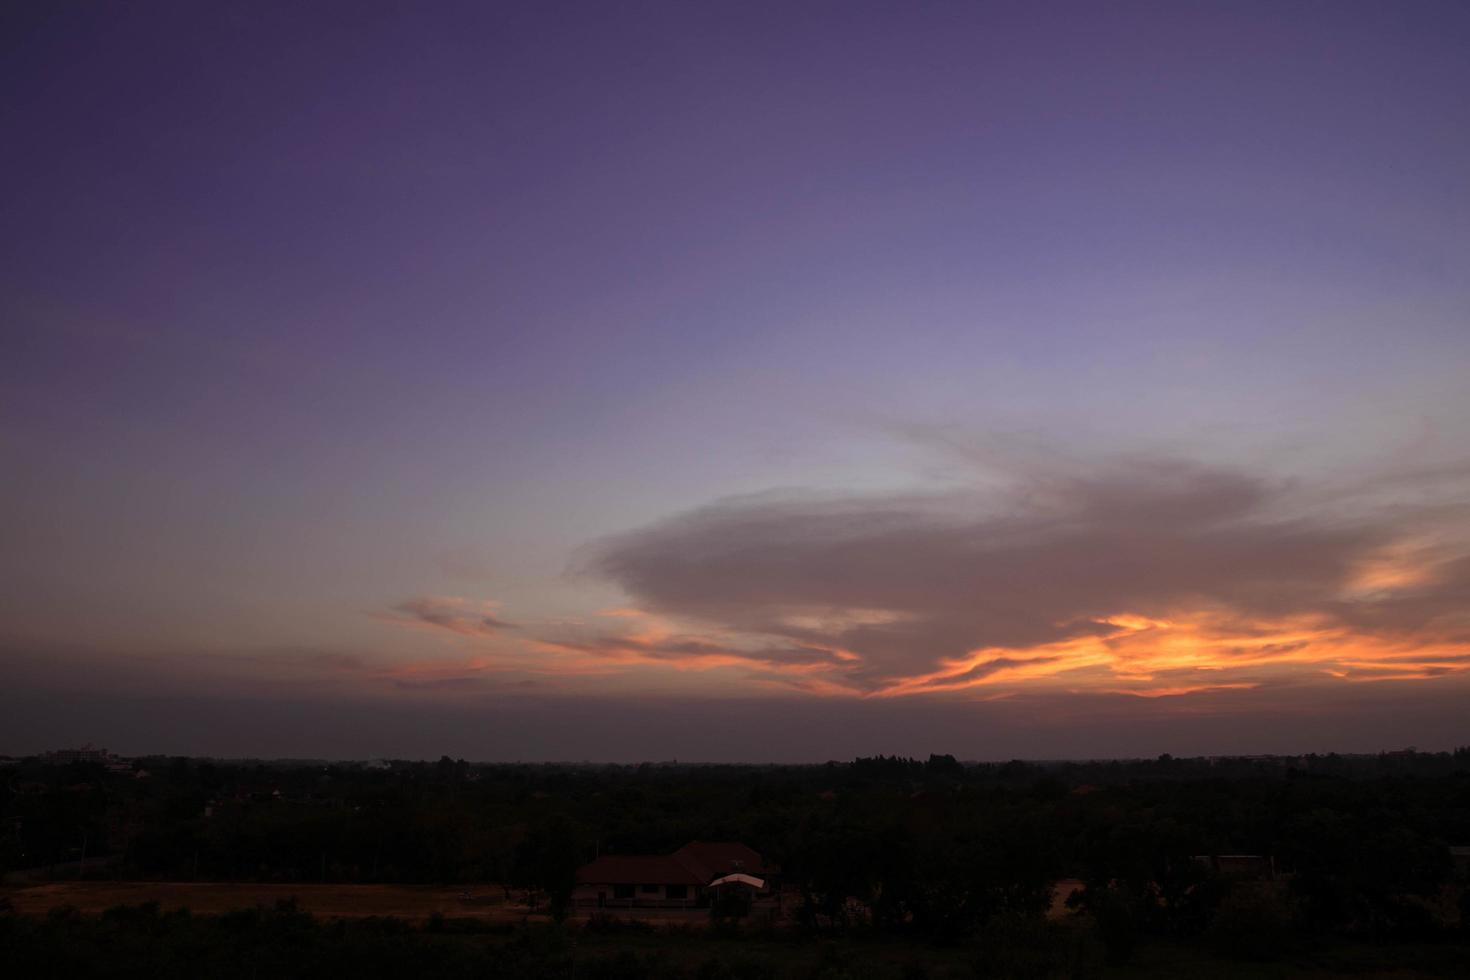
<box><xmin>4</xmin><ymin>886</ymin><xmax>1468</xmax><ymax>978</ymax></box>
<box><xmin>0</xmin><ymin>881</ymin><xmax>511</xmax><ymax>921</ymax></box>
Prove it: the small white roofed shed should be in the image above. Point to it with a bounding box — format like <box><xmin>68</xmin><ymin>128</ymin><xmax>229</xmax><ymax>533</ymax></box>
<box><xmin>709</xmin><ymin>872</ymin><xmax>766</xmax><ymax>890</ymax></box>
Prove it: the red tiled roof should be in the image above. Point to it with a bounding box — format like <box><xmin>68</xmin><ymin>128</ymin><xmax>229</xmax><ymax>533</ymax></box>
<box><xmin>575</xmin><ymin>854</ymin><xmax>704</xmax><ymax>886</ymax></box>
<box><xmin>674</xmin><ymin>841</ymin><xmax>770</xmax><ymax>880</ymax></box>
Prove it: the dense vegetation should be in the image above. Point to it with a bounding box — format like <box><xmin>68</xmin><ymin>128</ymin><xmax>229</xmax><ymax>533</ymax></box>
<box><xmin>3</xmin><ymin>750</ymin><xmax>1469</xmax><ymax>975</ymax></box>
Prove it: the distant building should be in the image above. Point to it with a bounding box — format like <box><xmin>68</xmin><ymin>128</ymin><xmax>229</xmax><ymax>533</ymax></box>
<box><xmin>1192</xmin><ymin>854</ymin><xmax>1275</xmax><ymax>880</ymax></box>
<box><xmin>574</xmin><ymin>841</ymin><xmax>777</xmax><ymax>910</ymax></box>
<box><xmin>43</xmin><ymin>744</ymin><xmax>111</xmax><ymax>765</ymax></box>
<box><xmin>1450</xmin><ymin>845</ymin><xmax>1470</xmax><ymax>881</ymax></box>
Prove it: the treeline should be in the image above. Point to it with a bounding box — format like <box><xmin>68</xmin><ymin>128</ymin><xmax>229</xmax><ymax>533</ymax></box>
<box><xmin>3</xmin><ymin>750</ymin><xmax>1469</xmax><ymax>957</ymax></box>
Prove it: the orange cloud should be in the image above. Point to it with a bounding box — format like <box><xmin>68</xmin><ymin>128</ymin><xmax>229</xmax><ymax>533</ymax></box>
<box><xmin>369</xmin><ymin>594</ymin><xmax>1469</xmax><ymax>704</ymax></box>
<box><xmin>866</xmin><ymin>609</ymin><xmax>1469</xmax><ymax>699</ymax></box>
<box><xmin>1106</xmin><ymin>683</ymin><xmax>1258</xmax><ymax>698</ymax></box>
<box><xmin>368</xmin><ymin>456</ymin><xmax>1470</xmax><ymax>706</ymax></box>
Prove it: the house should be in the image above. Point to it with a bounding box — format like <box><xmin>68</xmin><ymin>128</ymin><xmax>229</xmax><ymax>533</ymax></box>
<box><xmin>43</xmin><ymin>744</ymin><xmax>112</xmax><ymax>765</ymax></box>
<box><xmin>1450</xmin><ymin>845</ymin><xmax>1470</xmax><ymax>881</ymax></box>
<box><xmin>1192</xmin><ymin>854</ymin><xmax>1275</xmax><ymax>880</ymax></box>
<box><xmin>573</xmin><ymin>840</ymin><xmax>776</xmax><ymax>910</ymax></box>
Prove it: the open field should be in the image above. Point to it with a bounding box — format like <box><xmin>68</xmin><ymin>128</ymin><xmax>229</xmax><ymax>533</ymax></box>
<box><xmin>1</xmin><ymin>881</ymin><xmax>764</xmax><ymax>925</ymax></box>
<box><xmin>5</xmin><ymin>883</ymin><xmax>1470</xmax><ymax>977</ymax></box>
<box><xmin>1</xmin><ymin>881</ymin><xmax>516</xmax><ymax>921</ymax></box>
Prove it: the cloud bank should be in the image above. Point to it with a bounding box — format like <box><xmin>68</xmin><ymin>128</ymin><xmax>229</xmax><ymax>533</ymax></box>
<box><xmin>578</xmin><ymin>455</ymin><xmax>1470</xmax><ymax>697</ymax></box>
<box><xmin>13</xmin><ymin>452</ymin><xmax>1466</xmax><ymax>761</ymax></box>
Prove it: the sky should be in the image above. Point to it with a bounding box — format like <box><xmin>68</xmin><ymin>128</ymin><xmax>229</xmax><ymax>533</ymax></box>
<box><xmin>3</xmin><ymin>1</ymin><xmax>1469</xmax><ymax>760</ymax></box>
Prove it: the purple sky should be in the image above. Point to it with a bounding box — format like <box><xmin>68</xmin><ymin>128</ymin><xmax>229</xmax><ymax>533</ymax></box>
<box><xmin>3</xmin><ymin>2</ymin><xmax>1469</xmax><ymax>760</ymax></box>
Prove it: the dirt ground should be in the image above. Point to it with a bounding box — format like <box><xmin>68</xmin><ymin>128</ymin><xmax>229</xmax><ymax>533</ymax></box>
<box><xmin>0</xmin><ymin>881</ymin><xmax>743</xmax><ymax>925</ymax></box>
<box><xmin>4</xmin><ymin>880</ymin><xmax>1079</xmax><ymax>925</ymax></box>
<box><xmin>0</xmin><ymin>881</ymin><xmax>519</xmax><ymax>921</ymax></box>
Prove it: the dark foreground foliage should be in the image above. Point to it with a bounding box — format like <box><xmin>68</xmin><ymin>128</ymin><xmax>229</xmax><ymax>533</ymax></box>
<box><xmin>4</xmin><ymin>749</ymin><xmax>1470</xmax><ymax>974</ymax></box>
<box><xmin>4</xmin><ymin>900</ymin><xmax>1469</xmax><ymax>980</ymax></box>
<box><xmin>0</xmin><ymin>900</ymin><xmax>1076</xmax><ymax>980</ymax></box>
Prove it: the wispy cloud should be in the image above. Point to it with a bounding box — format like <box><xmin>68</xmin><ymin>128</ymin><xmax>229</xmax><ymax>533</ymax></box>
<box><xmin>382</xmin><ymin>596</ymin><xmax>517</xmax><ymax>637</ymax></box>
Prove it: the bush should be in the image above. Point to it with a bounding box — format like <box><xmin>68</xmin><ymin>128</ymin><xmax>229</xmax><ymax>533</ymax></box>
<box><xmin>971</xmin><ymin>917</ymin><xmax>1103</xmax><ymax>980</ymax></box>
<box><xmin>581</xmin><ymin>913</ymin><xmax>655</xmax><ymax>935</ymax></box>
<box><xmin>1207</xmin><ymin>885</ymin><xmax>1295</xmax><ymax>960</ymax></box>
<box><xmin>695</xmin><ymin>952</ymin><xmax>778</xmax><ymax>980</ymax></box>
<box><xmin>1078</xmin><ymin>888</ymin><xmax>1139</xmax><ymax>966</ymax></box>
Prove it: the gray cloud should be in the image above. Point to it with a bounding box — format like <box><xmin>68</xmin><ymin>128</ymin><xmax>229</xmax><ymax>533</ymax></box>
<box><xmin>542</xmin><ymin>632</ymin><xmax>846</xmax><ymax>668</ymax></box>
<box><xmin>589</xmin><ymin>456</ymin><xmax>1469</xmax><ymax>686</ymax></box>
<box><xmin>923</xmin><ymin>655</ymin><xmax>1064</xmax><ymax>689</ymax></box>
<box><xmin>391</xmin><ymin>597</ymin><xmax>517</xmax><ymax>636</ymax></box>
